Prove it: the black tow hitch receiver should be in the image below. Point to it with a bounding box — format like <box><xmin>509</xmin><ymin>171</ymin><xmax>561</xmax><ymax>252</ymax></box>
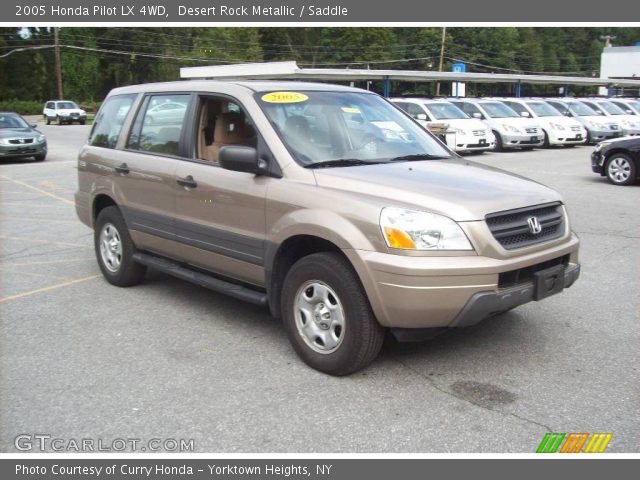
<box><xmin>534</xmin><ymin>264</ymin><xmax>565</xmax><ymax>301</ymax></box>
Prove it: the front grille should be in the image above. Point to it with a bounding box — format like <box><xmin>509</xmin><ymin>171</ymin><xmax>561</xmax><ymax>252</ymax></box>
<box><xmin>486</xmin><ymin>202</ymin><xmax>565</xmax><ymax>250</ymax></box>
<box><xmin>498</xmin><ymin>255</ymin><xmax>569</xmax><ymax>288</ymax></box>
<box><xmin>472</xmin><ymin>129</ymin><xmax>485</xmax><ymax>136</ymax></box>
<box><xmin>8</xmin><ymin>138</ymin><xmax>34</xmax><ymax>144</ymax></box>
<box><xmin>570</xmin><ymin>125</ymin><xmax>581</xmax><ymax>132</ymax></box>
<box><xmin>525</xmin><ymin>127</ymin><xmax>538</xmax><ymax>134</ymax></box>
<box><xmin>8</xmin><ymin>148</ymin><xmax>36</xmax><ymax>154</ymax></box>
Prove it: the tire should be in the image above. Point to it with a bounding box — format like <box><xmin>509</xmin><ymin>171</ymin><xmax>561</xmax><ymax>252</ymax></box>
<box><xmin>46</xmin><ymin>116</ymin><xmax>51</xmax><ymax>125</ymax></box>
<box><xmin>281</xmin><ymin>252</ymin><xmax>385</xmax><ymax>376</ymax></box>
<box><xmin>542</xmin><ymin>130</ymin><xmax>550</xmax><ymax>148</ymax></box>
<box><xmin>605</xmin><ymin>153</ymin><xmax>637</xmax><ymax>186</ymax></box>
<box><xmin>34</xmin><ymin>153</ymin><xmax>46</xmax><ymax>162</ymax></box>
<box><xmin>493</xmin><ymin>131</ymin><xmax>504</xmax><ymax>152</ymax></box>
<box><xmin>57</xmin><ymin>116</ymin><xmax>63</xmax><ymax>125</ymax></box>
<box><xmin>94</xmin><ymin>206</ymin><xmax>146</xmax><ymax>286</ymax></box>
<box><xmin>80</xmin><ymin>120</ymin><xmax>86</xmax><ymax>125</ymax></box>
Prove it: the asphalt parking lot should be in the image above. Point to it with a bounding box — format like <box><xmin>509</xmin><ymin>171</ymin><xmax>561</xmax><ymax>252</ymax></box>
<box><xmin>1</xmin><ymin>123</ymin><xmax>638</xmax><ymax>453</ymax></box>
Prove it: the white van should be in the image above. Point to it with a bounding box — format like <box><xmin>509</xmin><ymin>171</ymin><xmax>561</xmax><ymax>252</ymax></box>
<box><xmin>493</xmin><ymin>98</ymin><xmax>587</xmax><ymax>147</ymax></box>
<box><xmin>448</xmin><ymin>98</ymin><xmax>544</xmax><ymax>151</ymax></box>
<box><xmin>391</xmin><ymin>98</ymin><xmax>495</xmax><ymax>153</ymax></box>
<box><xmin>577</xmin><ymin>98</ymin><xmax>640</xmax><ymax>137</ymax></box>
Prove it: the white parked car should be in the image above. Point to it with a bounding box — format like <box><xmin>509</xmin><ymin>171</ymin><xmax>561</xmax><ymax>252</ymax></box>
<box><xmin>608</xmin><ymin>98</ymin><xmax>640</xmax><ymax>116</ymax></box>
<box><xmin>545</xmin><ymin>99</ymin><xmax>621</xmax><ymax>144</ymax></box>
<box><xmin>494</xmin><ymin>98</ymin><xmax>587</xmax><ymax>147</ymax></box>
<box><xmin>43</xmin><ymin>100</ymin><xmax>87</xmax><ymax>125</ymax></box>
<box><xmin>391</xmin><ymin>98</ymin><xmax>495</xmax><ymax>153</ymax></box>
<box><xmin>577</xmin><ymin>98</ymin><xmax>640</xmax><ymax>137</ymax></box>
<box><xmin>448</xmin><ymin>98</ymin><xmax>544</xmax><ymax>151</ymax></box>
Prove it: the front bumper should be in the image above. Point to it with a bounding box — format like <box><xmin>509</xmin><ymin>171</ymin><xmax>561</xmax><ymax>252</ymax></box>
<box><xmin>547</xmin><ymin>129</ymin><xmax>587</xmax><ymax>145</ymax></box>
<box><xmin>346</xmin><ymin>233</ymin><xmax>580</xmax><ymax>330</ymax></box>
<box><xmin>500</xmin><ymin>131</ymin><xmax>544</xmax><ymax>148</ymax></box>
<box><xmin>0</xmin><ymin>142</ymin><xmax>47</xmax><ymax>159</ymax></box>
<box><xmin>58</xmin><ymin>115</ymin><xmax>86</xmax><ymax>122</ymax></box>
<box><xmin>452</xmin><ymin>133</ymin><xmax>495</xmax><ymax>152</ymax></box>
<box><xmin>586</xmin><ymin>127</ymin><xmax>620</xmax><ymax>142</ymax></box>
<box><xmin>591</xmin><ymin>150</ymin><xmax>605</xmax><ymax>174</ymax></box>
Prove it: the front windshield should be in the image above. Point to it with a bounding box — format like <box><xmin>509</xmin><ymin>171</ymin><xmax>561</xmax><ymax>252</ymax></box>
<box><xmin>57</xmin><ymin>101</ymin><xmax>78</xmax><ymax>109</ymax></box>
<box><xmin>480</xmin><ymin>102</ymin><xmax>519</xmax><ymax>118</ymax></box>
<box><xmin>627</xmin><ymin>100</ymin><xmax>640</xmax><ymax>112</ymax></box>
<box><xmin>423</xmin><ymin>102</ymin><xmax>468</xmax><ymax>120</ymax></box>
<box><xmin>567</xmin><ymin>102</ymin><xmax>598</xmax><ymax>116</ymax></box>
<box><xmin>0</xmin><ymin>114</ymin><xmax>29</xmax><ymax>129</ymax></box>
<box><xmin>528</xmin><ymin>102</ymin><xmax>562</xmax><ymax>117</ymax></box>
<box><xmin>597</xmin><ymin>101</ymin><xmax>626</xmax><ymax>115</ymax></box>
<box><xmin>256</xmin><ymin>91</ymin><xmax>452</xmax><ymax>166</ymax></box>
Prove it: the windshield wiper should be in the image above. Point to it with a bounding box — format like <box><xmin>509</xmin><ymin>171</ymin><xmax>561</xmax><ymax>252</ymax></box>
<box><xmin>304</xmin><ymin>159</ymin><xmax>383</xmax><ymax>169</ymax></box>
<box><xmin>389</xmin><ymin>153</ymin><xmax>452</xmax><ymax>162</ymax></box>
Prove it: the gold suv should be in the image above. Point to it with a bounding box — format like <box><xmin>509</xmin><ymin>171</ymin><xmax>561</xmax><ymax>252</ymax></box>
<box><xmin>75</xmin><ymin>81</ymin><xmax>580</xmax><ymax>375</ymax></box>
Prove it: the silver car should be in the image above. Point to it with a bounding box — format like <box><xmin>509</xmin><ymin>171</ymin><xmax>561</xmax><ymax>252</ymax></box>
<box><xmin>545</xmin><ymin>99</ymin><xmax>621</xmax><ymax>143</ymax></box>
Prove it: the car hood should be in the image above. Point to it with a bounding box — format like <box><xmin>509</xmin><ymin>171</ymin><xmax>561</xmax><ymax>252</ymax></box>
<box><xmin>0</xmin><ymin>128</ymin><xmax>39</xmax><ymax>139</ymax></box>
<box><xmin>313</xmin><ymin>158</ymin><xmax>562</xmax><ymax>222</ymax></box>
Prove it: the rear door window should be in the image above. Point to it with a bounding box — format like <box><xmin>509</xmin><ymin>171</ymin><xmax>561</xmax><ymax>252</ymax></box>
<box><xmin>127</xmin><ymin>94</ymin><xmax>190</xmax><ymax>156</ymax></box>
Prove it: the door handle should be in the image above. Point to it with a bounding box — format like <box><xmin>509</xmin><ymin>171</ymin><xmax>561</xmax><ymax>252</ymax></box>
<box><xmin>176</xmin><ymin>175</ymin><xmax>197</xmax><ymax>189</ymax></box>
<box><xmin>114</xmin><ymin>163</ymin><xmax>130</xmax><ymax>175</ymax></box>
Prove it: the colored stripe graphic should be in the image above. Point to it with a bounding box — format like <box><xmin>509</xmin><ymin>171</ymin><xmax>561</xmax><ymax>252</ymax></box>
<box><xmin>560</xmin><ymin>433</ymin><xmax>589</xmax><ymax>453</ymax></box>
<box><xmin>536</xmin><ymin>433</ymin><xmax>566</xmax><ymax>453</ymax></box>
<box><xmin>584</xmin><ymin>433</ymin><xmax>613</xmax><ymax>453</ymax></box>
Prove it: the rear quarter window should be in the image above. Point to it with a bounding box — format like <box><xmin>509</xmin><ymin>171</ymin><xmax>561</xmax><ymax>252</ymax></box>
<box><xmin>89</xmin><ymin>94</ymin><xmax>137</xmax><ymax>149</ymax></box>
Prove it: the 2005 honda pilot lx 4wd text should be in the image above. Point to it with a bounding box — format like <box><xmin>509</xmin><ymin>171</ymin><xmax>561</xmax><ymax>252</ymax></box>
<box><xmin>75</xmin><ymin>81</ymin><xmax>580</xmax><ymax>375</ymax></box>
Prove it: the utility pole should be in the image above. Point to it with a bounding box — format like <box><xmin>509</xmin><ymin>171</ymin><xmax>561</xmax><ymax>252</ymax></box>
<box><xmin>53</xmin><ymin>27</ymin><xmax>63</xmax><ymax>99</ymax></box>
<box><xmin>600</xmin><ymin>35</ymin><xmax>616</xmax><ymax>48</ymax></box>
<box><xmin>435</xmin><ymin>27</ymin><xmax>447</xmax><ymax>96</ymax></box>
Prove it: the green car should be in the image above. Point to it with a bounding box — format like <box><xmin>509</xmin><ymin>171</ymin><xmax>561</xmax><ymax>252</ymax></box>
<box><xmin>0</xmin><ymin>112</ymin><xmax>47</xmax><ymax>162</ymax></box>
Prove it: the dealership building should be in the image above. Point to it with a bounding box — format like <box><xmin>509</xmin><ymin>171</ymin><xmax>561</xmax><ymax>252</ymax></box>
<box><xmin>600</xmin><ymin>45</ymin><xmax>640</xmax><ymax>95</ymax></box>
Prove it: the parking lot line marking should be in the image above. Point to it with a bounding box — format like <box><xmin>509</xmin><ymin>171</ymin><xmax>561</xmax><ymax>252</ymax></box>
<box><xmin>0</xmin><ymin>160</ymin><xmax>76</xmax><ymax>168</ymax></box>
<box><xmin>0</xmin><ymin>202</ymin><xmax>72</xmax><ymax>209</ymax></box>
<box><xmin>0</xmin><ymin>257</ymin><xmax>94</xmax><ymax>267</ymax></box>
<box><xmin>0</xmin><ymin>235</ymin><xmax>91</xmax><ymax>248</ymax></box>
<box><xmin>0</xmin><ymin>216</ymin><xmax>80</xmax><ymax>224</ymax></box>
<box><xmin>0</xmin><ymin>274</ymin><xmax>101</xmax><ymax>303</ymax></box>
<box><xmin>0</xmin><ymin>267</ymin><xmax>73</xmax><ymax>281</ymax></box>
<box><xmin>0</xmin><ymin>175</ymin><xmax>74</xmax><ymax>205</ymax></box>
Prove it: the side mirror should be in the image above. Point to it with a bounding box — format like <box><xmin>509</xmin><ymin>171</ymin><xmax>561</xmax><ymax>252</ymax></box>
<box><xmin>219</xmin><ymin>146</ymin><xmax>266</xmax><ymax>175</ymax></box>
<box><xmin>472</xmin><ymin>112</ymin><xmax>483</xmax><ymax>119</ymax></box>
<box><xmin>30</xmin><ymin>124</ymin><xmax>38</xmax><ymax>128</ymax></box>
<box><xmin>564</xmin><ymin>111</ymin><xmax>572</xmax><ymax>117</ymax></box>
<box><xmin>520</xmin><ymin>111</ymin><xmax>531</xmax><ymax>118</ymax></box>
<box><xmin>416</xmin><ymin>113</ymin><xmax>428</xmax><ymax>121</ymax></box>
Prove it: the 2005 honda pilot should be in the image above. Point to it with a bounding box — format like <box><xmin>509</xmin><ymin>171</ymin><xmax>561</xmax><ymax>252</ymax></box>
<box><xmin>75</xmin><ymin>81</ymin><xmax>580</xmax><ymax>375</ymax></box>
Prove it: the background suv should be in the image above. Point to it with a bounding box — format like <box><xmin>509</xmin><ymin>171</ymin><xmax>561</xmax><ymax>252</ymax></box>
<box><xmin>43</xmin><ymin>100</ymin><xmax>87</xmax><ymax>125</ymax></box>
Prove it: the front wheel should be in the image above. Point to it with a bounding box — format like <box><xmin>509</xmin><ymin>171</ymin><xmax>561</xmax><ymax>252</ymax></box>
<box><xmin>94</xmin><ymin>206</ymin><xmax>146</xmax><ymax>286</ymax></box>
<box><xmin>493</xmin><ymin>131</ymin><xmax>504</xmax><ymax>151</ymax></box>
<box><xmin>606</xmin><ymin>153</ymin><xmax>637</xmax><ymax>186</ymax></box>
<box><xmin>281</xmin><ymin>252</ymin><xmax>385</xmax><ymax>376</ymax></box>
<box><xmin>34</xmin><ymin>153</ymin><xmax>46</xmax><ymax>162</ymax></box>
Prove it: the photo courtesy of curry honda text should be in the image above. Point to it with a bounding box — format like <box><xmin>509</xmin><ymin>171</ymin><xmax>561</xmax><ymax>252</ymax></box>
<box><xmin>75</xmin><ymin>80</ymin><xmax>581</xmax><ymax>375</ymax></box>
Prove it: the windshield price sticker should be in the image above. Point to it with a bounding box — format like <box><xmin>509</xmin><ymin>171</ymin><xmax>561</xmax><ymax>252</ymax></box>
<box><xmin>261</xmin><ymin>92</ymin><xmax>309</xmax><ymax>103</ymax></box>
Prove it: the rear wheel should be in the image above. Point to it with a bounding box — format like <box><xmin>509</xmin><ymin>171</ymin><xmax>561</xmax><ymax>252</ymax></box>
<box><xmin>281</xmin><ymin>252</ymin><xmax>385</xmax><ymax>376</ymax></box>
<box><xmin>606</xmin><ymin>153</ymin><xmax>636</xmax><ymax>186</ymax></box>
<box><xmin>94</xmin><ymin>206</ymin><xmax>146</xmax><ymax>286</ymax></box>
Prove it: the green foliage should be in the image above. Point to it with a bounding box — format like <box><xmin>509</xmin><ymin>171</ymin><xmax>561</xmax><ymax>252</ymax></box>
<box><xmin>0</xmin><ymin>27</ymin><xmax>639</xmax><ymax>101</ymax></box>
<box><xmin>0</xmin><ymin>99</ymin><xmax>44</xmax><ymax>115</ymax></box>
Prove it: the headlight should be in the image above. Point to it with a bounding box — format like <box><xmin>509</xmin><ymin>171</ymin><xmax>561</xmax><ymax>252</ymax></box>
<box><xmin>0</xmin><ymin>138</ymin><xmax>10</xmax><ymax>145</ymax></box>
<box><xmin>37</xmin><ymin>135</ymin><xmax>46</xmax><ymax>143</ymax></box>
<box><xmin>588</xmin><ymin>121</ymin><xmax>600</xmax><ymax>128</ymax></box>
<box><xmin>595</xmin><ymin>142</ymin><xmax>604</xmax><ymax>152</ymax></box>
<box><xmin>550</xmin><ymin>123</ymin><xmax>565</xmax><ymax>131</ymax></box>
<box><xmin>502</xmin><ymin>124</ymin><xmax>520</xmax><ymax>133</ymax></box>
<box><xmin>380</xmin><ymin>207</ymin><xmax>473</xmax><ymax>251</ymax></box>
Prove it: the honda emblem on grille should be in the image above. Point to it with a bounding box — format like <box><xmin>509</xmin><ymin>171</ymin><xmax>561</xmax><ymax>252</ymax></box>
<box><xmin>527</xmin><ymin>216</ymin><xmax>542</xmax><ymax>235</ymax></box>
